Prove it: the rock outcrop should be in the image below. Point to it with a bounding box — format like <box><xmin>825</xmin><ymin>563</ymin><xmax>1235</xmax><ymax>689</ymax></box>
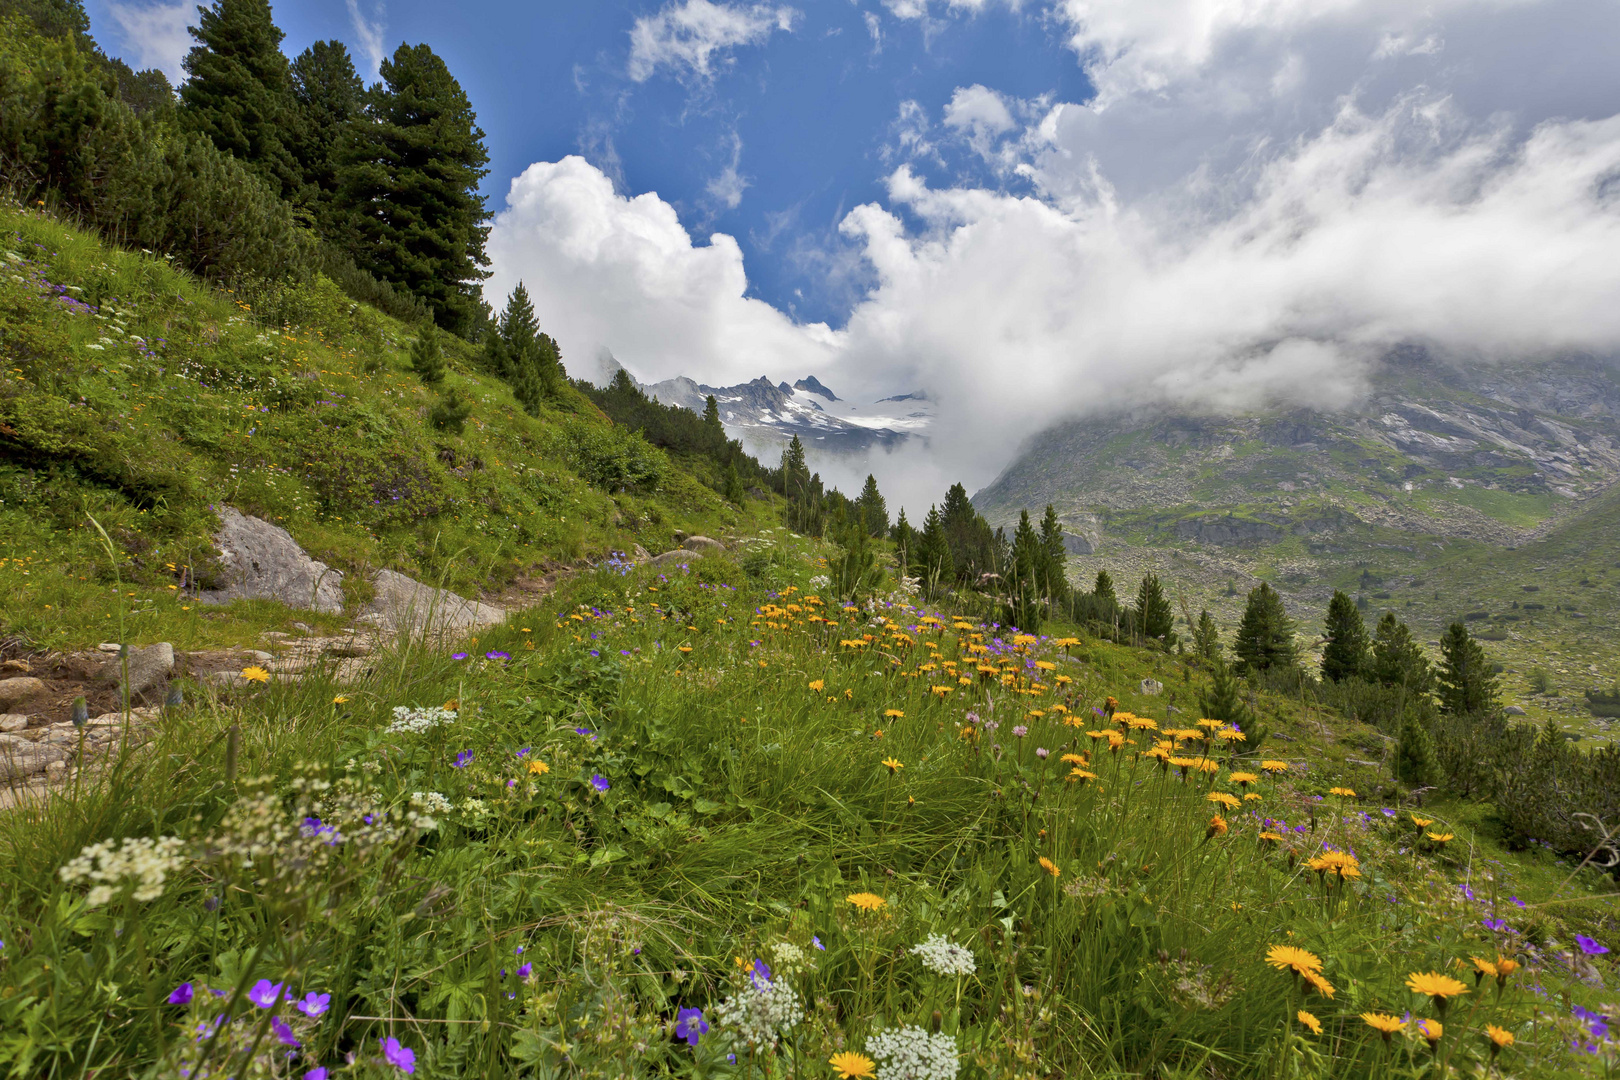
<box><xmin>360</xmin><ymin>570</ymin><xmax>506</xmax><ymax>635</ymax></box>
<box><xmin>202</xmin><ymin>508</ymin><xmax>345</xmax><ymax>614</ymax></box>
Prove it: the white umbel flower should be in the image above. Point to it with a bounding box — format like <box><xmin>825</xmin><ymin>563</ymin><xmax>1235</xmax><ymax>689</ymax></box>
<box><xmin>866</xmin><ymin>1025</ymin><xmax>960</xmax><ymax>1080</ymax></box>
<box><xmin>714</xmin><ymin>973</ymin><xmax>803</xmax><ymax>1050</ymax></box>
<box><xmin>387</xmin><ymin>705</ymin><xmax>456</xmax><ymax>734</ymax></box>
<box><xmin>59</xmin><ymin>835</ymin><xmax>186</xmax><ymax>906</ymax></box>
<box><xmin>909</xmin><ymin>934</ymin><xmax>976</xmax><ymax>977</ymax></box>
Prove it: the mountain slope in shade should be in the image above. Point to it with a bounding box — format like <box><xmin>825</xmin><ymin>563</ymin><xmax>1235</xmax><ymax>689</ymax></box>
<box><xmin>637</xmin><ymin>372</ymin><xmax>933</xmax><ymax>452</ymax></box>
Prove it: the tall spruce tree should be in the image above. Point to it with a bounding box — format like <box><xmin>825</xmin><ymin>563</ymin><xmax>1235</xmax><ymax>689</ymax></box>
<box><xmin>1392</xmin><ymin>710</ymin><xmax>1439</xmax><ymax>786</ymax></box>
<box><xmin>1038</xmin><ymin>505</ymin><xmax>1068</xmax><ymax>602</ymax></box>
<box><xmin>1192</xmin><ymin>609</ymin><xmax>1221</xmax><ymax>661</ymax></box>
<box><xmin>179</xmin><ymin>0</ymin><xmax>299</xmax><ymax>197</ymax></box>
<box><xmin>916</xmin><ymin>505</ymin><xmax>953</xmax><ymax>596</ymax></box>
<box><xmin>855</xmin><ymin>474</ymin><xmax>888</xmax><ymax>538</ymax></box>
<box><xmin>940</xmin><ymin>482</ymin><xmax>994</xmax><ymax>583</ymax></box>
<box><xmin>702</xmin><ymin>394</ymin><xmax>723</xmax><ymax>443</ymax></box>
<box><xmin>288</xmin><ymin>39</ymin><xmax>363</xmax><ymax>226</ymax></box>
<box><xmin>1233</xmin><ymin>582</ymin><xmax>1296</xmax><ymax>674</ymax></box>
<box><xmin>1006</xmin><ymin>509</ymin><xmax>1045</xmax><ymax>632</ymax></box>
<box><xmin>409</xmin><ymin>327</ymin><xmax>444</xmax><ymax>385</ymax></box>
<box><xmin>1201</xmin><ymin>658</ymin><xmax>1255</xmax><ymax>731</ymax></box>
<box><xmin>828</xmin><ymin>505</ymin><xmax>884</xmax><ymax>602</ymax></box>
<box><xmin>1093</xmin><ymin>569</ymin><xmax>1117</xmax><ymax>607</ymax></box>
<box><xmin>1320</xmin><ymin>589</ymin><xmax>1370</xmax><ymax>682</ymax></box>
<box><xmin>338</xmin><ymin>42</ymin><xmax>490</xmax><ymax>335</ymax></box>
<box><xmin>1371</xmin><ymin>613</ymin><xmax>1432</xmax><ymax>693</ymax></box>
<box><xmin>1437</xmin><ymin>622</ymin><xmax>1500</xmax><ymax>716</ymax></box>
<box><xmin>1135</xmin><ymin>573</ymin><xmax>1175</xmax><ymax>645</ymax></box>
<box><xmin>891</xmin><ymin>508</ymin><xmax>917</xmax><ymax>573</ymax></box>
<box><xmin>722</xmin><ymin>461</ymin><xmax>745</xmax><ymax>505</ymax></box>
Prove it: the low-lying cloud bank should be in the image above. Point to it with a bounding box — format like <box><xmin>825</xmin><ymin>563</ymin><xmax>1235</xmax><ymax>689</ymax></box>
<box><xmin>488</xmin><ymin>0</ymin><xmax>1620</xmax><ymax>502</ymax></box>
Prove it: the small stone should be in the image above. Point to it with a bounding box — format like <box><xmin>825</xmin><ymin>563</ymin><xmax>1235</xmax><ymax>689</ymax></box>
<box><xmin>98</xmin><ymin>643</ymin><xmax>122</xmax><ymax>653</ymax></box>
<box><xmin>1139</xmin><ymin>678</ymin><xmax>1164</xmax><ymax>696</ymax></box>
<box><xmin>263</xmin><ymin>631</ymin><xmax>291</xmax><ymax>640</ymax></box>
<box><xmin>292</xmin><ymin>621</ymin><xmax>313</xmax><ymax>633</ymax></box>
<box><xmin>245</xmin><ymin>650</ymin><xmax>275</xmax><ymax>662</ymax></box>
<box><xmin>1503</xmin><ymin>705</ymin><xmax>1527</xmax><ymax>716</ymax></box>
<box><xmin>0</xmin><ymin>741</ymin><xmax>66</xmax><ymax>779</ymax></box>
<box><xmin>0</xmin><ymin>713</ymin><xmax>28</xmax><ymax>732</ymax></box>
<box><xmin>100</xmin><ymin>643</ymin><xmax>175</xmax><ymax>701</ymax></box>
<box><xmin>0</xmin><ymin>658</ymin><xmax>31</xmax><ymax>674</ymax></box>
<box><xmin>681</xmin><ymin>535</ymin><xmax>725</xmax><ymax>553</ymax></box>
<box><xmin>0</xmin><ymin>677</ymin><xmax>46</xmax><ymax>709</ymax></box>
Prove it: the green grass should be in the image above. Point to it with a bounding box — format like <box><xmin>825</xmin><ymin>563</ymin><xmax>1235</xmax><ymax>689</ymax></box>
<box><xmin>0</xmin><ymin>537</ymin><xmax>1613</xmax><ymax>1079</ymax></box>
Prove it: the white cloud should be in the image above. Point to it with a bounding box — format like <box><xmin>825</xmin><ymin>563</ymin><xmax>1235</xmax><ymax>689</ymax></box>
<box><xmin>104</xmin><ymin>1</ymin><xmax>193</xmax><ymax>85</ymax></box>
<box><xmin>706</xmin><ymin>132</ymin><xmax>751</xmax><ymax>209</ymax></box>
<box><xmin>628</xmin><ymin>0</ymin><xmax>798</xmax><ymax>83</ymax></box>
<box><xmin>486</xmin><ymin>156</ymin><xmax>840</xmax><ymax>388</ymax></box>
<box><xmin>345</xmin><ymin>0</ymin><xmax>388</xmax><ymax>80</ymax></box>
<box><xmin>881</xmin><ymin>0</ymin><xmax>1020</xmax><ymax>18</ymax></box>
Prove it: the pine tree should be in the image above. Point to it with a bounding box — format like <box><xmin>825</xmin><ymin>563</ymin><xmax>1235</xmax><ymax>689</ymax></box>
<box><xmin>1437</xmin><ymin>622</ymin><xmax>1500</xmax><ymax>716</ymax></box>
<box><xmin>702</xmin><ymin>394</ymin><xmax>724</xmax><ymax>444</ymax></box>
<box><xmin>1201</xmin><ymin>658</ymin><xmax>1256</xmax><ymax>732</ymax></box>
<box><xmin>428</xmin><ymin>385</ymin><xmax>472</xmax><ymax>433</ymax></box>
<box><xmin>890</xmin><ymin>508</ymin><xmax>916</xmax><ymax>573</ymax></box>
<box><xmin>722</xmin><ymin>461</ymin><xmax>745</xmax><ymax>505</ymax></box>
<box><xmin>916</xmin><ymin>505</ymin><xmax>953</xmax><ymax>596</ymax></box>
<box><xmin>855</xmin><ymin>474</ymin><xmax>888</xmax><ymax>538</ymax></box>
<box><xmin>1038</xmin><ymin>505</ymin><xmax>1068</xmax><ymax>603</ymax></box>
<box><xmin>1320</xmin><ymin>589</ymin><xmax>1370</xmax><ymax>682</ymax></box>
<box><xmin>940</xmin><ymin>482</ymin><xmax>994</xmax><ymax>584</ymax></box>
<box><xmin>1233</xmin><ymin>582</ymin><xmax>1296</xmax><ymax>674</ymax></box>
<box><xmin>1371</xmin><ymin>613</ymin><xmax>1432</xmax><ymax>693</ymax></box>
<box><xmin>536</xmin><ymin>332</ymin><xmax>564</xmax><ymax>396</ymax></box>
<box><xmin>1391</xmin><ymin>709</ymin><xmax>1438</xmax><ymax>787</ymax></box>
<box><xmin>1135</xmin><ymin>573</ymin><xmax>1175</xmax><ymax>645</ymax></box>
<box><xmin>780</xmin><ymin>436</ymin><xmax>820</xmax><ymax>535</ymax></box>
<box><xmin>288</xmin><ymin>39</ymin><xmax>363</xmax><ymax>227</ymax></box>
<box><xmin>828</xmin><ymin>505</ymin><xmax>884</xmax><ymax>602</ymax></box>
<box><xmin>1005</xmin><ymin>509</ymin><xmax>1045</xmax><ymax>632</ymax></box>
<box><xmin>337</xmin><ymin>42</ymin><xmax>490</xmax><ymax>335</ymax></box>
<box><xmin>1093</xmin><ymin>569</ymin><xmax>1117</xmax><ymax>606</ymax></box>
<box><xmin>179</xmin><ymin>0</ymin><xmax>299</xmax><ymax>197</ymax></box>
<box><xmin>1192</xmin><ymin>609</ymin><xmax>1221</xmax><ymax>661</ymax></box>
<box><xmin>409</xmin><ymin>327</ymin><xmax>445</xmax><ymax>385</ymax></box>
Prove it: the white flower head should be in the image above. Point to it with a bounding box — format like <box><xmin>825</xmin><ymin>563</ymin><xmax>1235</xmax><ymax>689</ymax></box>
<box><xmin>387</xmin><ymin>705</ymin><xmax>456</xmax><ymax>734</ymax></box>
<box><xmin>59</xmin><ymin>835</ymin><xmax>186</xmax><ymax>906</ymax></box>
<box><xmin>714</xmin><ymin>968</ymin><xmax>803</xmax><ymax>1050</ymax></box>
<box><xmin>909</xmin><ymin>934</ymin><xmax>976</xmax><ymax>977</ymax></box>
<box><xmin>866</xmin><ymin>1025</ymin><xmax>959</xmax><ymax>1080</ymax></box>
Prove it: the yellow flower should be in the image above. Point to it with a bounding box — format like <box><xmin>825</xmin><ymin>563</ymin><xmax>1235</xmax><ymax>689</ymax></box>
<box><xmin>1405</xmin><ymin>972</ymin><xmax>1469</xmax><ymax>1012</ymax></box>
<box><xmin>1243</xmin><ymin>792</ymin><xmax>1264</xmax><ymax>801</ymax></box>
<box><xmin>847</xmin><ymin>892</ymin><xmax>887</xmax><ymax>912</ymax></box>
<box><xmin>678</xmin><ymin>645</ymin><xmax>693</xmax><ymax>653</ymax></box>
<box><xmin>1265</xmin><ymin>945</ymin><xmax>1323</xmax><ymax>976</ymax></box>
<box><xmin>1067</xmin><ymin>768</ymin><xmax>1097</xmax><ymax>784</ymax></box>
<box><xmin>1038</xmin><ymin>856</ymin><xmax>1061</xmax><ymax>877</ymax></box>
<box><xmin>331</xmin><ymin>694</ymin><xmax>349</xmax><ymax>704</ymax></box>
<box><xmin>1229</xmin><ymin>771</ymin><xmax>1259</xmax><ymax>787</ymax></box>
<box><xmin>1207</xmin><ymin>791</ymin><xmax>1241</xmax><ymax>810</ymax></box>
<box><xmin>1297</xmin><ymin>1010</ymin><xmax>1322</xmax><ymax>1035</ymax></box>
<box><xmin>1470</xmin><ymin>956</ymin><xmax>1498</xmax><ymax>984</ymax></box>
<box><xmin>528</xmin><ymin>760</ymin><xmax>550</xmax><ymax>775</ymax></box>
<box><xmin>882</xmin><ymin>757</ymin><xmax>904</xmax><ymax>775</ymax></box>
<box><xmin>1196</xmin><ymin>717</ymin><xmax>1223</xmax><ymax>730</ymax></box>
<box><xmin>1127</xmin><ymin>715</ymin><xmax>1158</xmax><ymax>731</ymax></box>
<box><xmin>240</xmin><ymin>665</ymin><xmax>270</xmax><ymax>683</ymax></box>
<box><xmin>1485</xmin><ymin>1024</ymin><xmax>1514</xmax><ymax>1051</ymax></box>
<box><xmin>884</xmin><ymin>709</ymin><xmax>905</xmax><ymax>718</ymax></box>
<box><xmin>1060</xmin><ymin>752</ymin><xmax>1087</xmax><ymax>765</ymax></box>
<box><xmin>1260</xmin><ymin>759</ymin><xmax>1290</xmax><ymax>774</ymax></box>
<box><xmin>1360</xmin><ymin>1012</ymin><xmax>1405</xmax><ymax>1040</ymax></box>
<box><xmin>1206</xmin><ymin>814</ymin><xmax>1228</xmax><ymax>838</ymax></box>
<box><xmin>1302</xmin><ymin>970</ymin><xmax>1336</xmax><ymax>998</ymax></box>
<box><xmin>1329</xmin><ymin>786</ymin><xmax>1357</xmax><ymax>798</ymax></box>
<box><xmin>1215</xmin><ymin>728</ymin><xmax>1246</xmax><ymax>742</ymax></box>
<box><xmin>829</xmin><ymin>1051</ymin><xmax>876</xmax><ymax>1078</ymax></box>
<box><xmin>930</xmin><ymin>685</ymin><xmax>953</xmax><ymax>697</ymax></box>
<box><xmin>809</xmin><ymin>679</ymin><xmax>825</xmax><ymax>692</ymax></box>
<box><xmin>1258</xmin><ymin>830</ymin><xmax>1283</xmax><ymax>844</ymax></box>
<box><xmin>1426</xmin><ymin>831</ymin><xmax>1454</xmax><ymax>844</ymax></box>
<box><xmin>1494</xmin><ymin>956</ymin><xmax>1518</xmax><ymax>987</ymax></box>
<box><xmin>1411</xmin><ymin>815</ymin><xmax>1434</xmax><ymax>827</ymax></box>
<box><xmin>1416</xmin><ymin>1018</ymin><xmax>1443</xmax><ymax>1046</ymax></box>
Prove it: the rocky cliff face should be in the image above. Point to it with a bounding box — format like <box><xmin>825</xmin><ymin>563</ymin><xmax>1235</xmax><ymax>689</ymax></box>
<box><xmin>639</xmin><ymin>373</ymin><xmax>933</xmax><ymax>452</ymax></box>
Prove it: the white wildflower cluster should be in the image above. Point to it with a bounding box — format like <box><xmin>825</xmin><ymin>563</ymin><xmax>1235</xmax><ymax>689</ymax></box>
<box><xmin>460</xmin><ymin>798</ymin><xmax>491</xmax><ymax>821</ymax></box>
<box><xmin>714</xmin><ymin>973</ymin><xmax>803</xmax><ymax>1050</ymax></box>
<box><xmin>866</xmin><ymin>1026</ymin><xmax>960</xmax><ymax>1080</ymax></box>
<box><xmin>909</xmin><ymin>934</ymin><xmax>976</xmax><ymax>977</ymax></box>
<box><xmin>770</xmin><ymin>940</ymin><xmax>815</xmax><ymax>976</ymax></box>
<box><xmin>387</xmin><ymin>704</ymin><xmax>456</xmax><ymax>734</ymax></box>
<box><xmin>808</xmin><ymin>574</ymin><xmax>831</xmax><ymax>589</ymax></box>
<box><xmin>59</xmin><ymin>835</ymin><xmax>186</xmax><ymax>906</ymax></box>
<box><xmin>411</xmin><ymin>791</ymin><xmax>453</xmax><ymax>815</ymax></box>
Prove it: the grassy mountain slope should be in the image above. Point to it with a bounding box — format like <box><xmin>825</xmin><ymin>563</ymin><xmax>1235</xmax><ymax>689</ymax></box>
<box><xmin>0</xmin><ymin>202</ymin><xmax>770</xmax><ymax>649</ymax></box>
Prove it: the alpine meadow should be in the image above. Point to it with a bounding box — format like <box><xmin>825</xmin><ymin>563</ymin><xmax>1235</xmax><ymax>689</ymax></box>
<box><xmin>0</xmin><ymin>1</ymin><xmax>1616</xmax><ymax>1079</ymax></box>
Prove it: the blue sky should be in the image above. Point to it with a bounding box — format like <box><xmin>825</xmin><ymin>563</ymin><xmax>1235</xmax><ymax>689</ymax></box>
<box><xmin>87</xmin><ymin>1</ymin><xmax>1620</xmax><ymax>504</ymax></box>
<box><xmin>87</xmin><ymin>1</ymin><xmax>1090</xmax><ymax>327</ymax></box>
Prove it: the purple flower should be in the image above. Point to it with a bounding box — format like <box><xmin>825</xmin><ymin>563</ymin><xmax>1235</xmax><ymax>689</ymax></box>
<box><xmin>305</xmin><ymin>1069</ymin><xmax>328</xmax><ymax>1080</ymax></box>
<box><xmin>486</xmin><ymin>651</ymin><xmax>510</xmax><ymax>661</ymax></box>
<box><xmin>1575</xmin><ymin>935</ymin><xmax>1610</xmax><ymax>956</ymax></box>
<box><xmin>1035</xmin><ymin>747</ymin><xmax>1049</xmax><ymax>759</ymax></box>
<box><xmin>1509</xmin><ymin>895</ymin><xmax>1526</xmax><ymax>908</ymax></box>
<box><xmin>272</xmin><ymin>1015</ymin><xmax>301</xmax><ymax>1048</ymax></box>
<box><xmin>1012</xmin><ymin>725</ymin><xmax>1028</xmax><ymax>738</ymax></box>
<box><xmin>451</xmin><ymin>652</ymin><xmax>468</xmax><ymax>661</ymax></box>
<box><xmin>1381</xmin><ymin>808</ymin><xmax>1396</xmax><ymax>817</ymax></box>
<box><xmin>453</xmin><ymin>750</ymin><xmax>473</xmax><ymax>769</ymax></box>
<box><xmin>380</xmin><ymin>1036</ymin><xmax>416</xmax><ymax>1073</ymax></box>
<box><xmin>676</xmin><ymin>1006</ymin><xmax>709</xmax><ymax>1046</ymax></box>
<box><xmin>1459</xmin><ymin>883</ymin><xmax>1475</xmax><ymax>901</ymax></box>
<box><xmin>517</xmin><ymin>963</ymin><xmax>532</xmax><ymax>979</ymax></box>
<box><xmin>751</xmin><ymin>958</ymin><xmax>772</xmax><ymax>987</ymax></box>
<box><xmin>296</xmin><ymin>992</ymin><xmax>330</xmax><ymax>1017</ymax></box>
<box><xmin>1483</xmin><ymin>918</ymin><xmax>1507</xmax><ymax>932</ymax></box>
<box><xmin>812</xmin><ymin>935</ymin><xmax>824</xmax><ymax>951</ymax></box>
<box><xmin>167</xmin><ymin>982</ymin><xmax>194</xmax><ymax>1005</ymax></box>
<box><xmin>590</xmin><ymin>774</ymin><xmax>610</xmax><ymax>793</ymax></box>
<box><xmin>574</xmin><ymin>727</ymin><xmax>596</xmax><ymax>740</ymax></box>
<box><xmin>248</xmin><ymin>980</ymin><xmax>285</xmax><ymax>1009</ymax></box>
<box><xmin>516</xmin><ymin>747</ymin><xmax>530</xmax><ymax>758</ymax></box>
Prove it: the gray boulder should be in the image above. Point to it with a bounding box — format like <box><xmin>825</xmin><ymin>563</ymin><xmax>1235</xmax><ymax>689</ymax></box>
<box><xmin>202</xmin><ymin>507</ymin><xmax>345</xmax><ymax>614</ymax></box>
<box><xmin>0</xmin><ymin>739</ymin><xmax>66</xmax><ymax>780</ymax></box>
<box><xmin>681</xmin><ymin>535</ymin><xmax>725</xmax><ymax>553</ymax></box>
<box><xmin>0</xmin><ymin>677</ymin><xmax>45</xmax><ymax>709</ymax></box>
<box><xmin>0</xmin><ymin>714</ymin><xmax>28</xmax><ymax>732</ymax></box>
<box><xmin>1503</xmin><ymin>705</ymin><xmax>1527</xmax><ymax>716</ymax></box>
<box><xmin>1139</xmin><ymin>678</ymin><xmax>1164</xmax><ymax>696</ymax></box>
<box><xmin>649</xmin><ymin>548</ymin><xmax>701</xmax><ymax>568</ymax></box>
<box><xmin>99</xmin><ymin>642</ymin><xmax>174</xmax><ymax>701</ymax></box>
<box><xmin>361</xmin><ymin>570</ymin><xmax>505</xmax><ymax>635</ymax></box>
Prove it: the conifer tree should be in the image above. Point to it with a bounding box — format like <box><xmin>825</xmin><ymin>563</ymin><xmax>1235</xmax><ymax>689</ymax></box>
<box><xmin>1192</xmin><ymin>609</ymin><xmax>1221</xmax><ymax>661</ymax></box>
<box><xmin>1135</xmin><ymin>573</ymin><xmax>1175</xmax><ymax>645</ymax></box>
<box><xmin>409</xmin><ymin>327</ymin><xmax>444</xmax><ymax>385</ymax></box>
<box><xmin>1320</xmin><ymin>590</ymin><xmax>1370</xmax><ymax>682</ymax></box>
<box><xmin>179</xmin><ymin>0</ymin><xmax>298</xmax><ymax>196</ymax></box>
<box><xmin>1038</xmin><ymin>505</ymin><xmax>1068</xmax><ymax>602</ymax></box>
<box><xmin>916</xmin><ymin>505</ymin><xmax>953</xmax><ymax>596</ymax></box>
<box><xmin>1371</xmin><ymin>613</ymin><xmax>1432</xmax><ymax>693</ymax></box>
<box><xmin>1233</xmin><ymin>581</ymin><xmax>1296</xmax><ymax>674</ymax></box>
<box><xmin>702</xmin><ymin>394</ymin><xmax>723</xmax><ymax>443</ymax></box>
<box><xmin>288</xmin><ymin>39</ymin><xmax>363</xmax><ymax>225</ymax></box>
<box><xmin>890</xmin><ymin>508</ymin><xmax>916</xmax><ymax>573</ymax></box>
<box><xmin>338</xmin><ymin>42</ymin><xmax>490</xmax><ymax>335</ymax></box>
<box><xmin>1093</xmin><ymin>569</ymin><xmax>1117</xmax><ymax>607</ymax></box>
<box><xmin>1006</xmin><ymin>509</ymin><xmax>1045</xmax><ymax>632</ymax></box>
<box><xmin>780</xmin><ymin>436</ymin><xmax>820</xmax><ymax>534</ymax></box>
<box><xmin>828</xmin><ymin>504</ymin><xmax>884</xmax><ymax>602</ymax></box>
<box><xmin>1392</xmin><ymin>709</ymin><xmax>1439</xmax><ymax>786</ymax></box>
<box><xmin>1201</xmin><ymin>658</ymin><xmax>1256</xmax><ymax>734</ymax></box>
<box><xmin>722</xmin><ymin>461</ymin><xmax>745</xmax><ymax>505</ymax></box>
<box><xmin>855</xmin><ymin>474</ymin><xmax>888</xmax><ymax>538</ymax></box>
<box><xmin>1437</xmin><ymin>622</ymin><xmax>1500</xmax><ymax>716</ymax></box>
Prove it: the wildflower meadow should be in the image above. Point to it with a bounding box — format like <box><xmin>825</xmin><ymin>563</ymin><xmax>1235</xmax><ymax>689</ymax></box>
<box><xmin>0</xmin><ymin>537</ymin><xmax>1614</xmax><ymax>1079</ymax></box>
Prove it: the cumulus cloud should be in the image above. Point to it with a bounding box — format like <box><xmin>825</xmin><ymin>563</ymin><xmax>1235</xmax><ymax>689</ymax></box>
<box><xmin>628</xmin><ymin>0</ymin><xmax>798</xmax><ymax>83</ymax></box>
<box><xmin>104</xmin><ymin>1</ymin><xmax>193</xmax><ymax>85</ymax></box>
<box><xmin>486</xmin><ymin>156</ymin><xmax>840</xmax><ymax>388</ymax></box>
<box><xmin>345</xmin><ymin>0</ymin><xmax>388</xmax><ymax>80</ymax></box>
